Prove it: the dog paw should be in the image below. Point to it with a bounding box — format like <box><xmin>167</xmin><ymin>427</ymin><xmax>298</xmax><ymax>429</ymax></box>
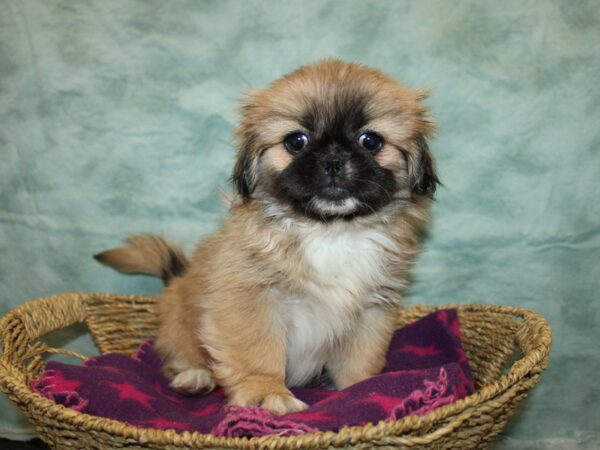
<box><xmin>170</xmin><ymin>368</ymin><xmax>215</xmax><ymax>395</ymax></box>
<box><xmin>230</xmin><ymin>390</ymin><xmax>308</xmax><ymax>415</ymax></box>
<box><xmin>260</xmin><ymin>392</ymin><xmax>308</xmax><ymax>415</ymax></box>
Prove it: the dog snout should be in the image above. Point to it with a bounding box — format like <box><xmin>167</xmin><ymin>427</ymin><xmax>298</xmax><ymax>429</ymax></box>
<box><xmin>322</xmin><ymin>155</ymin><xmax>342</xmax><ymax>176</ymax></box>
<box><xmin>320</xmin><ymin>154</ymin><xmax>349</xmax><ymax>177</ymax></box>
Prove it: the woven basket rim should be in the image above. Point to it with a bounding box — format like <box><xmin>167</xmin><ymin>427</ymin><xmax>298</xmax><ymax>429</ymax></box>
<box><xmin>0</xmin><ymin>292</ymin><xmax>552</xmax><ymax>448</ymax></box>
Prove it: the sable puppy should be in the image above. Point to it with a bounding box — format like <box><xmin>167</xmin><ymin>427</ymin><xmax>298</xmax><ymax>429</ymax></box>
<box><xmin>96</xmin><ymin>60</ymin><xmax>439</xmax><ymax>415</ymax></box>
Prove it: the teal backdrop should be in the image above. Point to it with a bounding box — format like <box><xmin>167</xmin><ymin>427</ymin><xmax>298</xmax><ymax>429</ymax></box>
<box><xmin>1</xmin><ymin>1</ymin><xmax>599</xmax><ymax>448</ymax></box>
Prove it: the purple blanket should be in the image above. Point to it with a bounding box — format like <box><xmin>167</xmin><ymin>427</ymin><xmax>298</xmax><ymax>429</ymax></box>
<box><xmin>32</xmin><ymin>309</ymin><xmax>473</xmax><ymax>437</ymax></box>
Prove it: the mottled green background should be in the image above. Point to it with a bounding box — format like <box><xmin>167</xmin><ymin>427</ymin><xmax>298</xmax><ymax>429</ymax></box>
<box><xmin>1</xmin><ymin>1</ymin><xmax>599</xmax><ymax>448</ymax></box>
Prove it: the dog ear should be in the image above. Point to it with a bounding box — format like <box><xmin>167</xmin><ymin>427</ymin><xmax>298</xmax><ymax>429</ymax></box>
<box><xmin>408</xmin><ymin>134</ymin><xmax>440</xmax><ymax>198</ymax></box>
<box><xmin>231</xmin><ymin>137</ymin><xmax>258</xmax><ymax>199</ymax></box>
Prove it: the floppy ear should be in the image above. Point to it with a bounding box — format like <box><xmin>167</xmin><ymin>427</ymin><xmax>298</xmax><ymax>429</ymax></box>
<box><xmin>408</xmin><ymin>134</ymin><xmax>440</xmax><ymax>198</ymax></box>
<box><xmin>232</xmin><ymin>91</ymin><xmax>265</xmax><ymax>200</ymax></box>
<box><xmin>231</xmin><ymin>137</ymin><xmax>258</xmax><ymax>199</ymax></box>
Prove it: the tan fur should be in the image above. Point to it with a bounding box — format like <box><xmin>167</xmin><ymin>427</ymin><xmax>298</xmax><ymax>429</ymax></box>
<box><xmin>95</xmin><ymin>234</ymin><xmax>189</xmax><ymax>280</ymax></box>
<box><xmin>98</xmin><ymin>60</ymin><xmax>436</xmax><ymax>415</ymax></box>
<box><xmin>262</xmin><ymin>145</ymin><xmax>293</xmax><ymax>172</ymax></box>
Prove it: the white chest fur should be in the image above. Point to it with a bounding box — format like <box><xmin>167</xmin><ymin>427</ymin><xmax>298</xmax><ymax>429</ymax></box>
<box><xmin>301</xmin><ymin>226</ymin><xmax>396</xmax><ymax>295</ymax></box>
<box><xmin>280</xmin><ymin>224</ymin><xmax>397</xmax><ymax>386</ymax></box>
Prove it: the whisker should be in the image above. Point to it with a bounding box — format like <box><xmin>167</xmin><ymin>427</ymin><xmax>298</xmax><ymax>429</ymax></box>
<box><xmin>354</xmin><ymin>178</ymin><xmax>394</xmax><ymax>203</ymax></box>
<box><xmin>358</xmin><ymin>200</ymin><xmax>384</xmax><ymax>223</ymax></box>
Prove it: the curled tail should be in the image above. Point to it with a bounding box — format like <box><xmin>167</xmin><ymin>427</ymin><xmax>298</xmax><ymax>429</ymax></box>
<box><xmin>94</xmin><ymin>234</ymin><xmax>189</xmax><ymax>285</ymax></box>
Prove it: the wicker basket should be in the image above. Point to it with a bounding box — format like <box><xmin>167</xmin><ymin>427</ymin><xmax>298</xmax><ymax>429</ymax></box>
<box><xmin>0</xmin><ymin>293</ymin><xmax>551</xmax><ymax>449</ymax></box>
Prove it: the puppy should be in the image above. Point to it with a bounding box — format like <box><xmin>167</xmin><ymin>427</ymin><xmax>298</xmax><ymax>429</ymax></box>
<box><xmin>96</xmin><ymin>60</ymin><xmax>439</xmax><ymax>415</ymax></box>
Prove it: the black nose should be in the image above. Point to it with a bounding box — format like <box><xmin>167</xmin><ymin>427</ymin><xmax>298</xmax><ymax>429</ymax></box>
<box><xmin>321</xmin><ymin>155</ymin><xmax>343</xmax><ymax>176</ymax></box>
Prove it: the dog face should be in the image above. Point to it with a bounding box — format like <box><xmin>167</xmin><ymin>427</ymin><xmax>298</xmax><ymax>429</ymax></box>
<box><xmin>233</xmin><ymin>60</ymin><xmax>438</xmax><ymax>219</ymax></box>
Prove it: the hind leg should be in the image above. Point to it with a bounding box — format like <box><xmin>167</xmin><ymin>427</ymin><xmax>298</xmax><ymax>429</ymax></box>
<box><xmin>155</xmin><ymin>283</ymin><xmax>215</xmax><ymax>395</ymax></box>
<box><xmin>157</xmin><ymin>330</ymin><xmax>216</xmax><ymax>395</ymax></box>
<box><xmin>163</xmin><ymin>358</ymin><xmax>215</xmax><ymax>395</ymax></box>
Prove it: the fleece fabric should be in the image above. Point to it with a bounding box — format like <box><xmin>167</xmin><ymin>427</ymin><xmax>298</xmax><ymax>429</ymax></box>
<box><xmin>31</xmin><ymin>310</ymin><xmax>473</xmax><ymax>437</ymax></box>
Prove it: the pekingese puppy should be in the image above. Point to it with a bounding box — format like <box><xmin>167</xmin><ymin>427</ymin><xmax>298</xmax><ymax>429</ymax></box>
<box><xmin>95</xmin><ymin>60</ymin><xmax>439</xmax><ymax>415</ymax></box>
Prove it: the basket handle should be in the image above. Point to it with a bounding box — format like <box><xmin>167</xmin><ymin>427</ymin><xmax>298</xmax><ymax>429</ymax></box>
<box><xmin>0</xmin><ymin>293</ymin><xmax>89</xmax><ymax>391</ymax></box>
<box><xmin>512</xmin><ymin>309</ymin><xmax>552</xmax><ymax>377</ymax></box>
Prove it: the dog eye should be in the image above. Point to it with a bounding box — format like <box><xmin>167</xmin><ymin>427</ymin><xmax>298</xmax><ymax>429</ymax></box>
<box><xmin>283</xmin><ymin>132</ymin><xmax>308</xmax><ymax>154</ymax></box>
<box><xmin>358</xmin><ymin>132</ymin><xmax>384</xmax><ymax>153</ymax></box>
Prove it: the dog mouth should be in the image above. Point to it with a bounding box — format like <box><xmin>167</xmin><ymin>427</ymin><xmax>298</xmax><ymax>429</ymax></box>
<box><xmin>319</xmin><ymin>185</ymin><xmax>350</xmax><ymax>201</ymax></box>
<box><xmin>307</xmin><ymin>185</ymin><xmax>360</xmax><ymax>216</ymax></box>
<box><xmin>308</xmin><ymin>196</ymin><xmax>360</xmax><ymax>216</ymax></box>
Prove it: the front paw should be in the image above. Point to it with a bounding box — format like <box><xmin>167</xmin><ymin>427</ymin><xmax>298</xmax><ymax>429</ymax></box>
<box><xmin>230</xmin><ymin>389</ymin><xmax>308</xmax><ymax>415</ymax></box>
<box><xmin>259</xmin><ymin>393</ymin><xmax>308</xmax><ymax>415</ymax></box>
<box><xmin>169</xmin><ymin>368</ymin><xmax>215</xmax><ymax>395</ymax></box>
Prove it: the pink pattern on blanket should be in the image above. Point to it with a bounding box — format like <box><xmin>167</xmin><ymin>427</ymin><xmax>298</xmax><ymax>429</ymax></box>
<box><xmin>396</xmin><ymin>343</ymin><xmax>444</xmax><ymax>356</ymax></box>
<box><xmin>389</xmin><ymin>367</ymin><xmax>457</xmax><ymax>419</ymax></box>
<box><xmin>31</xmin><ymin>369</ymin><xmax>89</xmax><ymax>412</ymax></box>
<box><xmin>212</xmin><ymin>406</ymin><xmax>320</xmax><ymax>437</ymax></box>
<box><xmin>31</xmin><ymin>309</ymin><xmax>474</xmax><ymax>437</ymax></box>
